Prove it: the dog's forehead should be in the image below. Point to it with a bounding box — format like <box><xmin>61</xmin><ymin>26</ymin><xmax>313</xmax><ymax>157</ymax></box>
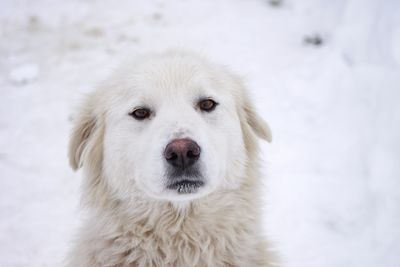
<box><xmin>103</xmin><ymin>53</ymin><xmax>238</xmax><ymax>111</ymax></box>
<box><xmin>131</xmin><ymin>55</ymin><xmax>224</xmax><ymax>98</ymax></box>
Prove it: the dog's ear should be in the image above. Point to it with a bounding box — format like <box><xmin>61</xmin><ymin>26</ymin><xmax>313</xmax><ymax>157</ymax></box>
<box><xmin>68</xmin><ymin>101</ymin><xmax>104</xmax><ymax>170</ymax></box>
<box><xmin>243</xmin><ymin>96</ymin><xmax>272</xmax><ymax>143</ymax></box>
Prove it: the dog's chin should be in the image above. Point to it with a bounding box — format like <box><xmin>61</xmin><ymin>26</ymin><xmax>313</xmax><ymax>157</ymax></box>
<box><xmin>167</xmin><ymin>179</ymin><xmax>204</xmax><ymax>194</ymax></box>
<box><xmin>164</xmin><ymin>178</ymin><xmax>209</xmax><ymax>201</ymax></box>
<box><xmin>142</xmin><ymin>178</ymin><xmax>211</xmax><ymax>202</ymax></box>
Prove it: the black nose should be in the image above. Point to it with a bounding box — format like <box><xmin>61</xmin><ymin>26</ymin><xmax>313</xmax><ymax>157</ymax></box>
<box><xmin>164</xmin><ymin>138</ymin><xmax>201</xmax><ymax>169</ymax></box>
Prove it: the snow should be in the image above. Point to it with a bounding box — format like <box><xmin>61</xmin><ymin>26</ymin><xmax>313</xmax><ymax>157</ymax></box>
<box><xmin>9</xmin><ymin>63</ymin><xmax>39</xmax><ymax>84</ymax></box>
<box><xmin>0</xmin><ymin>0</ymin><xmax>399</xmax><ymax>266</ymax></box>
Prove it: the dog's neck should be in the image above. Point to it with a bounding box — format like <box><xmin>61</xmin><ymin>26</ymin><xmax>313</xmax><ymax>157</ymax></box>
<box><xmin>84</xmin><ymin>171</ymin><xmax>261</xmax><ymax>238</ymax></box>
<box><xmin>76</xmin><ymin>172</ymin><xmax>269</xmax><ymax>267</ymax></box>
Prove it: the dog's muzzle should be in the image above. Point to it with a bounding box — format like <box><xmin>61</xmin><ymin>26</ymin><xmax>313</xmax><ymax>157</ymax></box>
<box><xmin>164</xmin><ymin>138</ymin><xmax>204</xmax><ymax>194</ymax></box>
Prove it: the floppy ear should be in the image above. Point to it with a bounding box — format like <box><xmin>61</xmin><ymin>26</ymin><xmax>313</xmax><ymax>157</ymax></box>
<box><xmin>243</xmin><ymin>96</ymin><xmax>272</xmax><ymax>143</ymax></box>
<box><xmin>68</xmin><ymin>102</ymin><xmax>104</xmax><ymax>170</ymax></box>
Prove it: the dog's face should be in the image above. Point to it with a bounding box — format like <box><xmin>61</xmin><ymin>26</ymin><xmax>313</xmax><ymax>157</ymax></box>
<box><xmin>69</xmin><ymin>52</ymin><xmax>271</xmax><ymax>203</ymax></box>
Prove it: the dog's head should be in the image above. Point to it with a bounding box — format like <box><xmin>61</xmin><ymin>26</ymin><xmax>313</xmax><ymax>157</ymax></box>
<box><xmin>69</xmin><ymin>51</ymin><xmax>271</xmax><ymax>203</ymax></box>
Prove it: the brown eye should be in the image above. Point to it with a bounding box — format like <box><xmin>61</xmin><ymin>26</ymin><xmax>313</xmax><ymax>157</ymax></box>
<box><xmin>130</xmin><ymin>108</ymin><xmax>151</xmax><ymax>120</ymax></box>
<box><xmin>198</xmin><ymin>99</ymin><xmax>218</xmax><ymax>112</ymax></box>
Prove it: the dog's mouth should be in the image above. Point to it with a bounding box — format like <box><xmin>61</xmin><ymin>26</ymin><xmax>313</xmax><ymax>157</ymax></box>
<box><xmin>167</xmin><ymin>180</ymin><xmax>205</xmax><ymax>194</ymax></box>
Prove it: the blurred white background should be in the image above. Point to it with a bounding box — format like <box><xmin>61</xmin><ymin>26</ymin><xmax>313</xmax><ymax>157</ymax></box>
<box><xmin>1</xmin><ymin>0</ymin><xmax>399</xmax><ymax>266</ymax></box>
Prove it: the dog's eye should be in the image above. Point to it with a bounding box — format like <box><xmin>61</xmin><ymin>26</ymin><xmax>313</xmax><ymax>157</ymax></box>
<box><xmin>198</xmin><ymin>99</ymin><xmax>218</xmax><ymax>112</ymax></box>
<box><xmin>130</xmin><ymin>108</ymin><xmax>151</xmax><ymax>120</ymax></box>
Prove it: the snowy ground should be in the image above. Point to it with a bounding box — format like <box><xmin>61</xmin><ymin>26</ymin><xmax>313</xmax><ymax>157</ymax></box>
<box><xmin>1</xmin><ymin>0</ymin><xmax>399</xmax><ymax>266</ymax></box>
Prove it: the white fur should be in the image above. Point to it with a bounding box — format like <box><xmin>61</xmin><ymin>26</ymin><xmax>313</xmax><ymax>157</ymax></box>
<box><xmin>67</xmin><ymin>50</ymin><xmax>278</xmax><ymax>266</ymax></box>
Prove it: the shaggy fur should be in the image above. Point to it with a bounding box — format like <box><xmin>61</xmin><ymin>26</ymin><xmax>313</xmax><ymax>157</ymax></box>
<box><xmin>66</xmin><ymin>51</ymin><xmax>279</xmax><ymax>267</ymax></box>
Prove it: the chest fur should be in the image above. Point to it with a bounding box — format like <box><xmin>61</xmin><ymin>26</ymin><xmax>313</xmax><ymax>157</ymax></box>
<box><xmin>92</xmin><ymin>219</ymin><xmax>258</xmax><ymax>267</ymax></box>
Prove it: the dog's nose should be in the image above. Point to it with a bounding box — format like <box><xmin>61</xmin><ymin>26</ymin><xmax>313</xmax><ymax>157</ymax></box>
<box><xmin>164</xmin><ymin>138</ymin><xmax>201</xmax><ymax>169</ymax></box>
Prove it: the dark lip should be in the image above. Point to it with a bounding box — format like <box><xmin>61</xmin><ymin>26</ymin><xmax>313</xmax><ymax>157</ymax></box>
<box><xmin>167</xmin><ymin>165</ymin><xmax>202</xmax><ymax>179</ymax></box>
<box><xmin>167</xmin><ymin>180</ymin><xmax>205</xmax><ymax>194</ymax></box>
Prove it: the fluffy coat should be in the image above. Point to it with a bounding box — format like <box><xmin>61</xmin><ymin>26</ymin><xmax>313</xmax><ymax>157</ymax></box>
<box><xmin>66</xmin><ymin>51</ymin><xmax>278</xmax><ymax>267</ymax></box>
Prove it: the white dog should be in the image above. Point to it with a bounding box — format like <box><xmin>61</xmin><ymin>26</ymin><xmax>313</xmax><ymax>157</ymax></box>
<box><xmin>67</xmin><ymin>50</ymin><xmax>278</xmax><ymax>266</ymax></box>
